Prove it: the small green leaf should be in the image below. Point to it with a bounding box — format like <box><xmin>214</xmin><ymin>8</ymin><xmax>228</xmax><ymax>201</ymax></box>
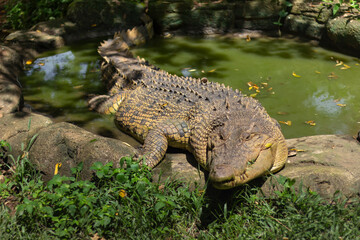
<box><xmin>333</xmin><ymin>4</ymin><xmax>340</xmax><ymax>15</ymax></box>
<box><xmin>96</xmin><ymin>171</ymin><xmax>104</xmax><ymax>179</ymax></box>
<box><xmin>116</xmin><ymin>172</ymin><xmax>126</xmax><ymax>183</ymax></box>
<box><xmin>90</xmin><ymin>161</ymin><xmax>103</xmax><ymax>171</ymax></box>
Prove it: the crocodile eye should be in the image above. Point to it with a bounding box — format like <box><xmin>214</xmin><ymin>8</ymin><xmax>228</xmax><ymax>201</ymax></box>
<box><xmin>241</xmin><ymin>132</ymin><xmax>252</xmax><ymax>141</ymax></box>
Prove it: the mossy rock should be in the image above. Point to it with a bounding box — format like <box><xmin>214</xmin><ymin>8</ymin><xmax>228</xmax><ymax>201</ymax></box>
<box><xmin>67</xmin><ymin>0</ymin><xmax>144</xmax><ymax>29</ymax></box>
<box><xmin>326</xmin><ymin>17</ymin><xmax>360</xmax><ymax>54</ymax></box>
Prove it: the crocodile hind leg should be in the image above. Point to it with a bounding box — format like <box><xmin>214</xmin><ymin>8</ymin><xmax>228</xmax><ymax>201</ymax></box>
<box><xmin>88</xmin><ymin>93</ymin><xmax>126</xmax><ymax>114</ymax></box>
<box><xmin>138</xmin><ymin>119</ymin><xmax>191</xmax><ymax>168</ymax></box>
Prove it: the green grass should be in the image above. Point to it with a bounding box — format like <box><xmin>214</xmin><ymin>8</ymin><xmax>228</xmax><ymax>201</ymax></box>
<box><xmin>0</xmin><ymin>139</ymin><xmax>359</xmax><ymax>239</ymax></box>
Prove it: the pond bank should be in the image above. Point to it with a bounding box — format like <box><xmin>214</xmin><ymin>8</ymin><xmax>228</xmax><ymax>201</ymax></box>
<box><xmin>149</xmin><ymin>0</ymin><xmax>360</xmax><ymax>57</ymax></box>
<box><xmin>0</xmin><ymin>1</ymin><xmax>360</xmax><ymax>198</ymax></box>
<box><xmin>1</xmin><ymin>112</ymin><xmax>360</xmax><ymax>199</ymax></box>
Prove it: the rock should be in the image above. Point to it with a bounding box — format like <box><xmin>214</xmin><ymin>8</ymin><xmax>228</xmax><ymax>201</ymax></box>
<box><xmin>28</xmin><ymin>122</ymin><xmax>136</xmax><ymax>182</ymax></box>
<box><xmin>326</xmin><ymin>17</ymin><xmax>360</xmax><ymax>55</ymax></box>
<box><xmin>290</xmin><ymin>0</ymin><xmax>332</xmax><ymax>23</ymax></box>
<box><xmin>2</xmin><ymin>112</ymin><xmax>359</xmax><ymax>198</ymax></box>
<box><xmin>5</xmin><ymin>31</ymin><xmax>65</xmax><ymax>52</ymax></box>
<box><xmin>0</xmin><ymin>46</ymin><xmax>23</xmax><ymax>116</ymax></box>
<box><xmin>155</xmin><ymin>135</ymin><xmax>360</xmax><ymax>199</ymax></box>
<box><xmin>67</xmin><ymin>0</ymin><xmax>144</xmax><ymax>30</ymax></box>
<box><xmin>30</xmin><ymin>19</ymin><xmax>69</xmax><ymax>36</ymax></box>
<box><xmin>153</xmin><ymin>152</ymin><xmax>206</xmax><ymax>189</ymax></box>
<box><xmin>0</xmin><ymin>112</ymin><xmax>54</xmax><ymax>158</ymax></box>
<box><xmin>262</xmin><ymin>135</ymin><xmax>360</xmax><ymax>199</ymax></box>
<box><xmin>284</xmin><ymin>14</ymin><xmax>325</xmax><ymax>40</ymax></box>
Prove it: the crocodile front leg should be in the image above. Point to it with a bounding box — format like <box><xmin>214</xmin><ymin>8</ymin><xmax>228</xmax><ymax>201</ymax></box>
<box><xmin>139</xmin><ymin>119</ymin><xmax>191</xmax><ymax>168</ymax></box>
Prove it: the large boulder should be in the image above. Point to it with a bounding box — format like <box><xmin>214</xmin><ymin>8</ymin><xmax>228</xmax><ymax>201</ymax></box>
<box><xmin>66</xmin><ymin>0</ymin><xmax>144</xmax><ymax>30</ymax></box>
<box><xmin>0</xmin><ymin>112</ymin><xmax>54</xmax><ymax>158</ymax></box>
<box><xmin>5</xmin><ymin>31</ymin><xmax>64</xmax><ymax>52</ymax></box>
<box><xmin>284</xmin><ymin>14</ymin><xmax>325</xmax><ymax>40</ymax></box>
<box><xmin>28</xmin><ymin>122</ymin><xmax>136</xmax><ymax>182</ymax></box>
<box><xmin>1</xmin><ymin>112</ymin><xmax>360</xmax><ymax>198</ymax></box>
<box><xmin>0</xmin><ymin>46</ymin><xmax>23</xmax><ymax>117</ymax></box>
<box><xmin>262</xmin><ymin>135</ymin><xmax>360</xmax><ymax>199</ymax></box>
<box><xmin>156</xmin><ymin>135</ymin><xmax>360</xmax><ymax>199</ymax></box>
<box><xmin>0</xmin><ymin>113</ymin><xmax>136</xmax><ymax>182</ymax></box>
<box><xmin>326</xmin><ymin>17</ymin><xmax>360</xmax><ymax>56</ymax></box>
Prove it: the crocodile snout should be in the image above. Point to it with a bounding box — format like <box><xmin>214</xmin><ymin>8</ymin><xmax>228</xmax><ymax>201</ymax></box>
<box><xmin>209</xmin><ymin>164</ymin><xmax>237</xmax><ymax>183</ymax></box>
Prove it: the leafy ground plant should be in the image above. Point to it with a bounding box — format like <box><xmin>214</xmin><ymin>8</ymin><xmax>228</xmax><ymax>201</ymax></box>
<box><xmin>0</xmin><ymin>140</ymin><xmax>359</xmax><ymax>239</ymax></box>
<box><xmin>4</xmin><ymin>0</ymin><xmax>73</xmax><ymax>29</ymax></box>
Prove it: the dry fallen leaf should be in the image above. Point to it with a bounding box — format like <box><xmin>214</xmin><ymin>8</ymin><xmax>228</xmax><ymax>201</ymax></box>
<box><xmin>208</xmin><ymin>69</ymin><xmax>216</xmax><ymax>73</ymax></box>
<box><xmin>328</xmin><ymin>72</ymin><xmax>338</xmax><ymax>79</ymax></box>
<box><xmin>246</xmin><ymin>35</ymin><xmax>251</xmax><ymax>42</ymax></box>
<box><xmin>25</xmin><ymin>60</ymin><xmax>33</xmax><ymax>65</ymax></box>
<box><xmin>305</xmin><ymin>120</ymin><xmax>316</xmax><ymax>126</ymax></box>
<box><xmin>54</xmin><ymin>163</ymin><xmax>62</xmax><ymax>175</ymax></box>
<box><xmin>336</xmin><ymin>103</ymin><xmax>346</xmax><ymax>107</ymax></box>
<box><xmin>315</xmin><ymin>70</ymin><xmax>321</xmax><ymax>74</ymax></box>
<box><xmin>277</xmin><ymin>112</ymin><xmax>289</xmax><ymax>115</ymax></box>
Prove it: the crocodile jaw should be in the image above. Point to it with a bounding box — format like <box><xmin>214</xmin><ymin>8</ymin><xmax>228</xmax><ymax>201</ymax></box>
<box><xmin>210</xmin><ymin>146</ymin><xmax>275</xmax><ymax>190</ymax></box>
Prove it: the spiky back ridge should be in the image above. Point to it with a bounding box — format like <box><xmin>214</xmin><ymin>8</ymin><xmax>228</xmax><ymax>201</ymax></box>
<box><xmin>98</xmin><ymin>37</ymin><xmax>273</xmax><ymax>122</ymax></box>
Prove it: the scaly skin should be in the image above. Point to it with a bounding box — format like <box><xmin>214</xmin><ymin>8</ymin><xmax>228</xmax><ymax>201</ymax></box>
<box><xmin>89</xmin><ymin>28</ymin><xmax>288</xmax><ymax>189</ymax></box>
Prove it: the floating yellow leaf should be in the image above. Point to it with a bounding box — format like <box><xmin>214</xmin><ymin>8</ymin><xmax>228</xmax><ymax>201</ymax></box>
<box><xmin>246</xmin><ymin>35</ymin><xmax>251</xmax><ymax>42</ymax></box>
<box><xmin>355</xmin><ymin>63</ymin><xmax>360</xmax><ymax>66</ymax></box>
<box><xmin>279</xmin><ymin>120</ymin><xmax>292</xmax><ymax>126</ymax></box>
<box><xmin>305</xmin><ymin>120</ymin><xmax>316</xmax><ymax>126</ymax></box>
<box><xmin>54</xmin><ymin>163</ymin><xmax>62</xmax><ymax>175</ymax></box>
<box><xmin>208</xmin><ymin>69</ymin><xmax>216</xmax><ymax>73</ymax></box>
<box><xmin>119</xmin><ymin>189</ymin><xmax>127</xmax><ymax>198</ymax></box>
<box><xmin>91</xmin><ymin>24</ymin><xmax>97</xmax><ymax>27</ymax></box>
<box><xmin>25</xmin><ymin>60</ymin><xmax>33</xmax><ymax>65</ymax></box>
<box><xmin>38</xmin><ymin>62</ymin><xmax>45</xmax><ymax>66</ymax></box>
<box><xmin>188</xmin><ymin>69</ymin><xmax>196</xmax><ymax>72</ymax></box>
<box><xmin>250</xmin><ymin>93</ymin><xmax>258</xmax><ymax>98</ymax></box>
<box><xmin>335</xmin><ymin>60</ymin><xmax>343</xmax><ymax>66</ymax></box>
<box><xmin>36</xmin><ymin>29</ymin><xmax>41</xmax><ymax>33</ymax></box>
<box><xmin>277</xmin><ymin>112</ymin><xmax>288</xmax><ymax>115</ymax></box>
<box><xmin>292</xmin><ymin>72</ymin><xmax>301</xmax><ymax>78</ymax></box>
<box><xmin>337</xmin><ymin>103</ymin><xmax>346</xmax><ymax>107</ymax></box>
<box><xmin>261</xmin><ymin>82</ymin><xmax>268</xmax><ymax>87</ymax></box>
<box><xmin>315</xmin><ymin>71</ymin><xmax>321</xmax><ymax>74</ymax></box>
<box><xmin>340</xmin><ymin>64</ymin><xmax>350</xmax><ymax>70</ymax></box>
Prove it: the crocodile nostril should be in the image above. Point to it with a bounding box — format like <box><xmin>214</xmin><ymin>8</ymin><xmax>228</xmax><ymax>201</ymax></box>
<box><xmin>209</xmin><ymin>164</ymin><xmax>235</xmax><ymax>182</ymax></box>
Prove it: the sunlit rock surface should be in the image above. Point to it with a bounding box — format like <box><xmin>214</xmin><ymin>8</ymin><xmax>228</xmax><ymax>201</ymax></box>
<box><xmin>1</xmin><ymin>113</ymin><xmax>360</xmax><ymax>198</ymax></box>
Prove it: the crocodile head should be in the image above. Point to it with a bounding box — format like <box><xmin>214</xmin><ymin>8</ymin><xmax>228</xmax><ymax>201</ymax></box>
<box><xmin>207</xmin><ymin>114</ymin><xmax>287</xmax><ymax>189</ymax></box>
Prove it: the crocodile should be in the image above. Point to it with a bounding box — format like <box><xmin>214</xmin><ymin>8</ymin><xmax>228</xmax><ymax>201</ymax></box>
<box><xmin>89</xmin><ymin>29</ymin><xmax>288</xmax><ymax>189</ymax></box>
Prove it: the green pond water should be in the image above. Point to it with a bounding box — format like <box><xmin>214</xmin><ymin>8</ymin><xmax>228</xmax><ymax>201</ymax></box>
<box><xmin>21</xmin><ymin>36</ymin><xmax>360</xmax><ymax>140</ymax></box>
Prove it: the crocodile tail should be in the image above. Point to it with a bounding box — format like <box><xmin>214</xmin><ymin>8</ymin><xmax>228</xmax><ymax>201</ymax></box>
<box><xmin>88</xmin><ymin>93</ymin><xmax>126</xmax><ymax>115</ymax></box>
